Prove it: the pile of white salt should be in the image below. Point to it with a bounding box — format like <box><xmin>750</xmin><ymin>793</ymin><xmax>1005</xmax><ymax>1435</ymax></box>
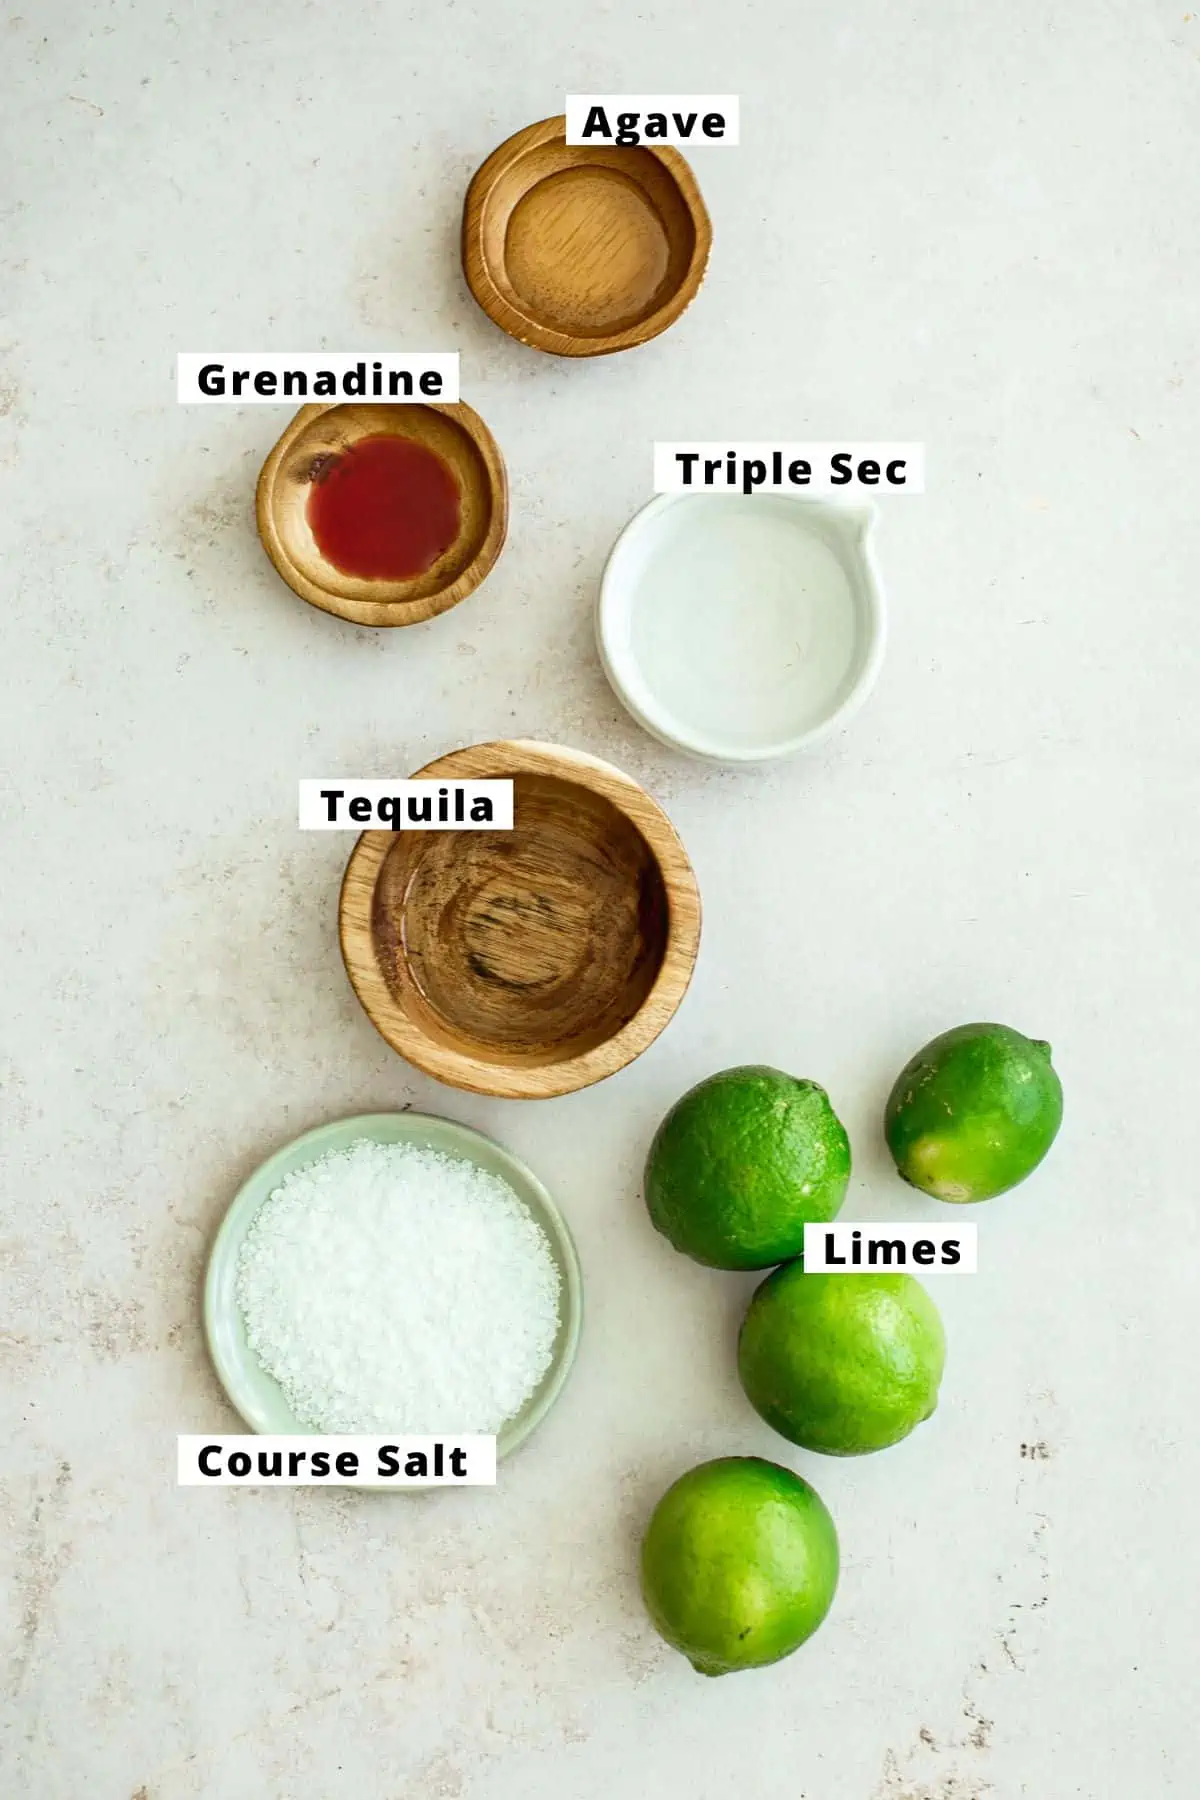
<box><xmin>236</xmin><ymin>1138</ymin><xmax>561</xmax><ymax>1435</ymax></box>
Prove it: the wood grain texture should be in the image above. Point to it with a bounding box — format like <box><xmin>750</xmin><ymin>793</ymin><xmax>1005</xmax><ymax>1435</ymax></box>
<box><xmin>462</xmin><ymin>116</ymin><xmax>712</xmax><ymax>358</ymax></box>
<box><xmin>339</xmin><ymin>740</ymin><xmax>702</xmax><ymax>1098</ymax></box>
<box><xmin>256</xmin><ymin>400</ymin><xmax>508</xmax><ymax>627</ymax></box>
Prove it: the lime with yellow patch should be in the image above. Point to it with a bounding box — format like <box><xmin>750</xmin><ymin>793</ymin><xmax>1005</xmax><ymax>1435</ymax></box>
<box><xmin>738</xmin><ymin>1266</ymin><xmax>946</xmax><ymax>1456</ymax></box>
<box><xmin>645</xmin><ymin>1065</ymin><xmax>850</xmax><ymax>1270</ymax></box>
<box><xmin>885</xmin><ymin>1022</ymin><xmax>1062</xmax><ymax>1203</ymax></box>
<box><xmin>640</xmin><ymin>1456</ymin><xmax>840</xmax><ymax>1676</ymax></box>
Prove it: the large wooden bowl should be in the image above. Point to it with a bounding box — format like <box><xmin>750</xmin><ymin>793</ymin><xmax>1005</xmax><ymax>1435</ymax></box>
<box><xmin>462</xmin><ymin>116</ymin><xmax>711</xmax><ymax>358</ymax></box>
<box><xmin>339</xmin><ymin>740</ymin><xmax>702</xmax><ymax>1098</ymax></box>
<box><xmin>256</xmin><ymin>400</ymin><xmax>507</xmax><ymax>627</ymax></box>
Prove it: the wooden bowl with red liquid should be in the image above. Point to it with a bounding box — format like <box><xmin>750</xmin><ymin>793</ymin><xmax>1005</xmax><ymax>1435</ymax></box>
<box><xmin>256</xmin><ymin>400</ymin><xmax>508</xmax><ymax>627</ymax></box>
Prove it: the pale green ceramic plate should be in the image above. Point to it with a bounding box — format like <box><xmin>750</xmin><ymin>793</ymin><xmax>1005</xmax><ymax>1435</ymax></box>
<box><xmin>204</xmin><ymin>1112</ymin><xmax>583</xmax><ymax>1466</ymax></box>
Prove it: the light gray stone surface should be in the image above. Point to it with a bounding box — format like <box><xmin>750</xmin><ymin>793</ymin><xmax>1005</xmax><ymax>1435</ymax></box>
<box><xmin>3</xmin><ymin>2</ymin><xmax>1198</xmax><ymax>1794</ymax></box>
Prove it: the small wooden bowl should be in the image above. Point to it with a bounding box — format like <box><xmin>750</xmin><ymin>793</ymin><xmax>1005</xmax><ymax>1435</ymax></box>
<box><xmin>462</xmin><ymin>116</ymin><xmax>711</xmax><ymax>358</ymax></box>
<box><xmin>339</xmin><ymin>740</ymin><xmax>702</xmax><ymax>1098</ymax></box>
<box><xmin>256</xmin><ymin>400</ymin><xmax>508</xmax><ymax>627</ymax></box>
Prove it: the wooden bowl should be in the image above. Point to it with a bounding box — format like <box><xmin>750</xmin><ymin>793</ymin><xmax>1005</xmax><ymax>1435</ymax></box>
<box><xmin>256</xmin><ymin>400</ymin><xmax>508</xmax><ymax>627</ymax></box>
<box><xmin>462</xmin><ymin>116</ymin><xmax>711</xmax><ymax>358</ymax></box>
<box><xmin>339</xmin><ymin>740</ymin><xmax>702</xmax><ymax>1098</ymax></box>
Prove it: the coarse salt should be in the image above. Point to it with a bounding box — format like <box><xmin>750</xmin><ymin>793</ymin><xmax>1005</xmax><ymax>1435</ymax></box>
<box><xmin>236</xmin><ymin>1138</ymin><xmax>562</xmax><ymax>1435</ymax></box>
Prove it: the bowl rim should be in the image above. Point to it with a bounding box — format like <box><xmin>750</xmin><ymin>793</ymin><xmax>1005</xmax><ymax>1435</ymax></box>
<box><xmin>255</xmin><ymin>399</ymin><xmax>509</xmax><ymax>628</ymax></box>
<box><xmin>338</xmin><ymin>738</ymin><xmax>702</xmax><ymax>1098</ymax></box>
<box><xmin>461</xmin><ymin>114</ymin><xmax>712</xmax><ymax>358</ymax></box>
<box><xmin>203</xmin><ymin>1110</ymin><xmax>584</xmax><ymax>1474</ymax></box>
<box><xmin>596</xmin><ymin>491</ymin><xmax>888</xmax><ymax>764</ymax></box>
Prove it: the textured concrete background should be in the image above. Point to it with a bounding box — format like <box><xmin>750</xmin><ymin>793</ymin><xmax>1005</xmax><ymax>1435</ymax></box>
<box><xmin>3</xmin><ymin>2</ymin><xmax>1198</xmax><ymax>1794</ymax></box>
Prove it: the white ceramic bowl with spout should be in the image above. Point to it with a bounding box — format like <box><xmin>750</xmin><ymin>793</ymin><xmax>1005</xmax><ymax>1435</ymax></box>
<box><xmin>597</xmin><ymin>492</ymin><xmax>886</xmax><ymax>764</ymax></box>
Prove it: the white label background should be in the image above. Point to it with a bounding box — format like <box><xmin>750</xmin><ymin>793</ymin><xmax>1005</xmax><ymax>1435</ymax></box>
<box><xmin>178</xmin><ymin>1435</ymin><xmax>498</xmax><ymax>1486</ymax></box>
<box><xmin>565</xmin><ymin>95</ymin><xmax>740</xmax><ymax>146</ymax></box>
<box><xmin>653</xmin><ymin>442</ymin><xmax>926</xmax><ymax>493</ymax></box>
<box><xmin>177</xmin><ymin>352</ymin><xmax>459</xmax><ymax>404</ymax></box>
<box><xmin>803</xmin><ymin>1222</ymin><xmax>978</xmax><ymax>1272</ymax></box>
<box><xmin>298</xmin><ymin>780</ymin><xmax>514</xmax><ymax>830</ymax></box>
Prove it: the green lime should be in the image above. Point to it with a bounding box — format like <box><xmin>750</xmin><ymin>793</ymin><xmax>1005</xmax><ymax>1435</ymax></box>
<box><xmin>640</xmin><ymin>1456</ymin><xmax>839</xmax><ymax>1676</ymax></box>
<box><xmin>738</xmin><ymin>1265</ymin><xmax>945</xmax><ymax>1456</ymax></box>
<box><xmin>885</xmin><ymin>1022</ymin><xmax>1063</xmax><ymax>1203</ymax></box>
<box><xmin>645</xmin><ymin>1065</ymin><xmax>850</xmax><ymax>1270</ymax></box>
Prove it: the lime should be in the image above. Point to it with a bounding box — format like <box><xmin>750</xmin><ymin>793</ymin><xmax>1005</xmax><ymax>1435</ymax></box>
<box><xmin>645</xmin><ymin>1065</ymin><xmax>850</xmax><ymax>1270</ymax></box>
<box><xmin>640</xmin><ymin>1456</ymin><xmax>839</xmax><ymax>1676</ymax></box>
<box><xmin>885</xmin><ymin>1022</ymin><xmax>1062</xmax><ymax>1202</ymax></box>
<box><xmin>738</xmin><ymin>1266</ymin><xmax>945</xmax><ymax>1455</ymax></box>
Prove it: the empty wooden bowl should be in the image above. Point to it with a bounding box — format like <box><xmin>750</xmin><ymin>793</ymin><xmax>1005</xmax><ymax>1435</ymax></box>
<box><xmin>256</xmin><ymin>400</ymin><xmax>507</xmax><ymax>626</ymax></box>
<box><xmin>462</xmin><ymin>116</ymin><xmax>711</xmax><ymax>357</ymax></box>
<box><xmin>339</xmin><ymin>740</ymin><xmax>702</xmax><ymax>1098</ymax></box>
